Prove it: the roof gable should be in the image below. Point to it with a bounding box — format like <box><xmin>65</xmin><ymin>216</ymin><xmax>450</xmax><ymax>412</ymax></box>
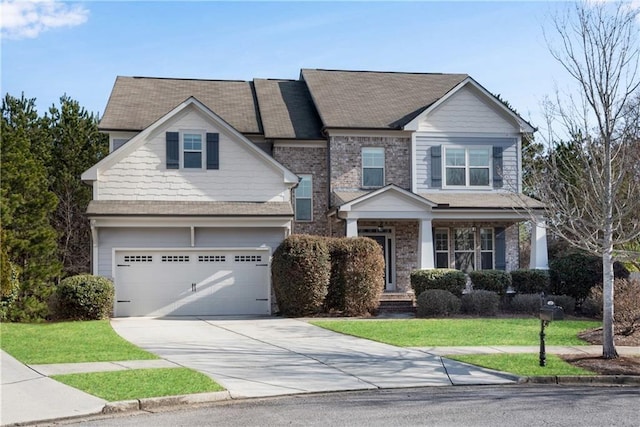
<box><xmin>403</xmin><ymin>78</ymin><xmax>535</xmax><ymax>133</ymax></box>
<box><xmin>338</xmin><ymin>185</ymin><xmax>436</xmax><ymax>213</ymax></box>
<box><xmin>82</xmin><ymin>97</ymin><xmax>298</xmax><ymax>184</ymax></box>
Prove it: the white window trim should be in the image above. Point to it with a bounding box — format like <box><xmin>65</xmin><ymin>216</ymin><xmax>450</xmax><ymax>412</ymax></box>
<box><xmin>480</xmin><ymin>227</ymin><xmax>495</xmax><ymax>270</ymax></box>
<box><xmin>361</xmin><ymin>147</ymin><xmax>385</xmax><ymax>188</ymax></box>
<box><xmin>442</xmin><ymin>145</ymin><xmax>492</xmax><ymax>189</ymax></box>
<box><xmin>181</xmin><ymin>130</ymin><xmax>205</xmax><ymax>170</ymax></box>
<box><xmin>295</xmin><ymin>174</ymin><xmax>313</xmax><ymax>222</ymax></box>
<box><xmin>434</xmin><ymin>228</ymin><xmax>450</xmax><ymax>269</ymax></box>
<box><xmin>453</xmin><ymin>227</ymin><xmax>476</xmax><ymax>272</ymax></box>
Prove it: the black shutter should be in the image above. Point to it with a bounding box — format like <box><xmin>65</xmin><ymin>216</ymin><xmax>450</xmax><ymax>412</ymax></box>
<box><xmin>206</xmin><ymin>133</ymin><xmax>219</xmax><ymax>170</ymax></box>
<box><xmin>495</xmin><ymin>227</ymin><xmax>506</xmax><ymax>270</ymax></box>
<box><xmin>493</xmin><ymin>146</ymin><xmax>503</xmax><ymax>188</ymax></box>
<box><xmin>166</xmin><ymin>132</ymin><xmax>179</xmax><ymax>169</ymax></box>
<box><xmin>431</xmin><ymin>145</ymin><xmax>442</xmax><ymax>188</ymax></box>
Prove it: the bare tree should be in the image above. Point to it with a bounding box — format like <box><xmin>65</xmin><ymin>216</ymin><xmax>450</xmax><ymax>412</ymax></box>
<box><xmin>532</xmin><ymin>2</ymin><xmax>640</xmax><ymax>359</ymax></box>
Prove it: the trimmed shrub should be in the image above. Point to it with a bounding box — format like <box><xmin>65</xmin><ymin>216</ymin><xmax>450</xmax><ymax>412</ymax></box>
<box><xmin>272</xmin><ymin>235</ymin><xmax>330</xmax><ymax>316</ymax></box>
<box><xmin>469</xmin><ymin>270</ymin><xmax>512</xmax><ymax>295</ymax></box>
<box><xmin>416</xmin><ymin>289</ymin><xmax>461</xmax><ymax>318</ymax></box>
<box><xmin>410</xmin><ymin>269</ymin><xmax>466</xmax><ymax>297</ymax></box>
<box><xmin>547</xmin><ymin>295</ymin><xmax>576</xmax><ymax>316</ymax></box>
<box><xmin>510</xmin><ymin>269</ymin><xmax>550</xmax><ymax>294</ymax></box>
<box><xmin>510</xmin><ymin>293</ymin><xmax>543</xmax><ymax>315</ymax></box>
<box><xmin>56</xmin><ymin>274</ymin><xmax>114</xmax><ymax>320</ymax></box>
<box><xmin>550</xmin><ymin>250</ymin><xmax>630</xmax><ymax>301</ymax></box>
<box><xmin>326</xmin><ymin>237</ymin><xmax>385</xmax><ymax>316</ymax></box>
<box><xmin>588</xmin><ymin>278</ymin><xmax>640</xmax><ymax>335</ymax></box>
<box><xmin>461</xmin><ymin>290</ymin><xmax>500</xmax><ymax>316</ymax></box>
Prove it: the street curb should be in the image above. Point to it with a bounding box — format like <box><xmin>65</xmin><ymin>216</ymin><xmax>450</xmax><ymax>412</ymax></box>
<box><xmin>102</xmin><ymin>391</ymin><xmax>232</xmax><ymax>414</ymax></box>
<box><xmin>522</xmin><ymin>375</ymin><xmax>640</xmax><ymax>385</ymax></box>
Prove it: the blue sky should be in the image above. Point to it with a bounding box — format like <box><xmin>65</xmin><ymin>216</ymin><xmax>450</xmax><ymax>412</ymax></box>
<box><xmin>0</xmin><ymin>1</ymin><xmax>599</xmax><ymax>133</ymax></box>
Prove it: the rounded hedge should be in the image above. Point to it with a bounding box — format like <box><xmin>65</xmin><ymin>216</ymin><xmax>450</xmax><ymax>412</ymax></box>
<box><xmin>461</xmin><ymin>290</ymin><xmax>500</xmax><ymax>316</ymax></box>
<box><xmin>410</xmin><ymin>269</ymin><xmax>466</xmax><ymax>297</ymax></box>
<box><xmin>271</xmin><ymin>235</ymin><xmax>330</xmax><ymax>316</ymax></box>
<box><xmin>469</xmin><ymin>270</ymin><xmax>512</xmax><ymax>295</ymax></box>
<box><xmin>416</xmin><ymin>289</ymin><xmax>461</xmax><ymax>318</ymax></box>
<box><xmin>326</xmin><ymin>237</ymin><xmax>384</xmax><ymax>316</ymax></box>
<box><xmin>56</xmin><ymin>274</ymin><xmax>114</xmax><ymax>320</ymax></box>
<box><xmin>510</xmin><ymin>269</ymin><xmax>550</xmax><ymax>294</ymax></box>
<box><xmin>509</xmin><ymin>293</ymin><xmax>542</xmax><ymax>315</ymax></box>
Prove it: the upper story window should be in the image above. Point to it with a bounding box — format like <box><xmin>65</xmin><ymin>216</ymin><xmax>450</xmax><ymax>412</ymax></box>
<box><xmin>295</xmin><ymin>175</ymin><xmax>312</xmax><ymax>221</ymax></box>
<box><xmin>183</xmin><ymin>133</ymin><xmax>203</xmax><ymax>169</ymax></box>
<box><xmin>112</xmin><ymin>138</ymin><xmax>130</xmax><ymax>151</ymax></box>
<box><xmin>362</xmin><ymin>147</ymin><xmax>384</xmax><ymax>188</ymax></box>
<box><xmin>444</xmin><ymin>147</ymin><xmax>491</xmax><ymax>187</ymax></box>
<box><xmin>166</xmin><ymin>131</ymin><xmax>219</xmax><ymax>170</ymax></box>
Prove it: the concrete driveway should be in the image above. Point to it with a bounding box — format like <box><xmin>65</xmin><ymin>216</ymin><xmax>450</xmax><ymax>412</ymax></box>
<box><xmin>111</xmin><ymin>317</ymin><xmax>517</xmax><ymax>398</ymax></box>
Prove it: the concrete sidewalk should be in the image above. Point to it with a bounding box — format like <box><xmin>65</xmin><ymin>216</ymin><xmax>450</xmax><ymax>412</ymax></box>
<box><xmin>0</xmin><ymin>351</ymin><xmax>106</xmax><ymax>426</ymax></box>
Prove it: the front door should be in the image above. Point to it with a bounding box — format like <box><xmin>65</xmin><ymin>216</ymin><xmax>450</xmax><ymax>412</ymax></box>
<box><xmin>359</xmin><ymin>228</ymin><xmax>394</xmax><ymax>291</ymax></box>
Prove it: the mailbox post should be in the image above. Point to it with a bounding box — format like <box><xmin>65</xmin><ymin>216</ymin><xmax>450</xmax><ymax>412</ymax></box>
<box><xmin>539</xmin><ymin>299</ymin><xmax>564</xmax><ymax>367</ymax></box>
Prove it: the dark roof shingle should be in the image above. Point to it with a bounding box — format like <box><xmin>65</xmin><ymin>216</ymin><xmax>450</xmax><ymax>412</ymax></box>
<box><xmin>301</xmin><ymin>69</ymin><xmax>468</xmax><ymax>129</ymax></box>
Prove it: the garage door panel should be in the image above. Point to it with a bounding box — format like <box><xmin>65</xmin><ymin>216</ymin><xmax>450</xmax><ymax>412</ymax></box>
<box><xmin>114</xmin><ymin>249</ymin><xmax>270</xmax><ymax>317</ymax></box>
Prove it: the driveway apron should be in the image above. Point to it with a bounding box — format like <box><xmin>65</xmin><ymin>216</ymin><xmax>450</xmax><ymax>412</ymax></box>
<box><xmin>110</xmin><ymin>317</ymin><xmax>516</xmax><ymax>398</ymax></box>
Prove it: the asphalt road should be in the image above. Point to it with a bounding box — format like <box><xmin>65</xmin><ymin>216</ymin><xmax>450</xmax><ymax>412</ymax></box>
<box><xmin>55</xmin><ymin>385</ymin><xmax>640</xmax><ymax>427</ymax></box>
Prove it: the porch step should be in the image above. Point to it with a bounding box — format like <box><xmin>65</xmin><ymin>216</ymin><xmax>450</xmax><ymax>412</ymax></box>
<box><xmin>377</xmin><ymin>293</ymin><xmax>416</xmax><ymax>314</ymax></box>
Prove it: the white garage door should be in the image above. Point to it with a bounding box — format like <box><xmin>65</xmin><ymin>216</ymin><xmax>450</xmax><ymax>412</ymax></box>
<box><xmin>114</xmin><ymin>249</ymin><xmax>270</xmax><ymax>317</ymax></box>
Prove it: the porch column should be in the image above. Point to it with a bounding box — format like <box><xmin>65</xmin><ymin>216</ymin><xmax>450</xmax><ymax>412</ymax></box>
<box><xmin>530</xmin><ymin>217</ymin><xmax>549</xmax><ymax>269</ymax></box>
<box><xmin>90</xmin><ymin>221</ymin><xmax>99</xmax><ymax>275</ymax></box>
<box><xmin>346</xmin><ymin>218</ymin><xmax>358</xmax><ymax>237</ymax></box>
<box><xmin>418</xmin><ymin>219</ymin><xmax>435</xmax><ymax>269</ymax></box>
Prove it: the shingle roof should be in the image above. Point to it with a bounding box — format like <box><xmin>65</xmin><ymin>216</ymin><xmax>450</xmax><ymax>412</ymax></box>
<box><xmin>87</xmin><ymin>200</ymin><xmax>293</xmax><ymax>216</ymax></box>
<box><xmin>301</xmin><ymin>69</ymin><xmax>468</xmax><ymax>129</ymax></box>
<box><xmin>333</xmin><ymin>191</ymin><xmax>544</xmax><ymax>210</ymax></box>
<box><xmin>253</xmin><ymin>79</ymin><xmax>324</xmax><ymax>139</ymax></box>
<box><xmin>99</xmin><ymin>77</ymin><xmax>263</xmax><ymax>134</ymax></box>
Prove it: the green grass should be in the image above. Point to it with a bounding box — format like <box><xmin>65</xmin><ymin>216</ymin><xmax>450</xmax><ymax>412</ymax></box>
<box><xmin>52</xmin><ymin>368</ymin><xmax>224</xmax><ymax>401</ymax></box>
<box><xmin>0</xmin><ymin>320</ymin><xmax>157</xmax><ymax>364</ymax></box>
<box><xmin>448</xmin><ymin>354</ymin><xmax>596</xmax><ymax>377</ymax></box>
<box><xmin>310</xmin><ymin>318</ymin><xmax>600</xmax><ymax>347</ymax></box>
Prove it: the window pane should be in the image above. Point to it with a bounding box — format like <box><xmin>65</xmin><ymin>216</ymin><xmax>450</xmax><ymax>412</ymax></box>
<box><xmin>446</xmin><ymin>149</ymin><xmax>466</xmax><ymax>166</ymax></box>
<box><xmin>454</xmin><ymin>229</ymin><xmax>474</xmax><ymax>251</ymax></box>
<box><xmin>435</xmin><ymin>230</ymin><xmax>448</xmax><ymax>251</ymax></box>
<box><xmin>295</xmin><ymin>176</ymin><xmax>312</xmax><ymax>198</ymax></box>
<box><xmin>480</xmin><ymin>228</ymin><xmax>493</xmax><ymax>250</ymax></box>
<box><xmin>446</xmin><ymin>168</ymin><xmax>465</xmax><ymax>186</ymax></box>
<box><xmin>295</xmin><ymin>199</ymin><xmax>312</xmax><ymax>221</ymax></box>
<box><xmin>481</xmin><ymin>252</ymin><xmax>494</xmax><ymax>270</ymax></box>
<box><xmin>363</xmin><ymin>168</ymin><xmax>384</xmax><ymax>187</ymax></box>
<box><xmin>469</xmin><ymin>148</ymin><xmax>490</xmax><ymax>166</ymax></box>
<box><xmin>455</xmin><ymin>252</ymin><xmax>475</xmax><ymax>273</ymax></box>
<box><xmin>436</xmin><ymin>253</ymin><xmax>449</xmax><ymax>268</ymax></box>
<box><xmin>184</xmin><ymin>152</ymin><xmax>202</xmax><ymax>168</ymax></box>
<box><xmin>363</xmin><ymin>148</ymin><xmax>384</xmax><ymax>167</ymax></box>
<box><xmin>470</xmin><ymin>168</ymin><xmax>490</xmax><ymax>186</ymax></box>
<box><xmin>184</xmin><ymin>134</ymin><xmax>202</xmax><ymax>150</ymax></box>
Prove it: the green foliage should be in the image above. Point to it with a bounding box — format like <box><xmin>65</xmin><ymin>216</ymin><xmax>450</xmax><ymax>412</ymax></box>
<box><xmin>325</xmin><ymin>237</ymin><xmax>384</xmax><ymax>316</ymax></box>
<box><xmin>550</xmin><ymin>250</ymin><xmax>630</xmax><ymax>300</ymax></box>
<box><xmin>0</xmin><ymin>245</ymin><xmax>21</xmax><ymax>320</ymax></box>
<box><xmin>416</xmin><ymin>289</ymin><xmax>461</xmax><ymax>318</ymax></box>
<box><xmin>1</xmin><ymin>94</ymin><xmax>61</xmax><ymax>321</ymax></box>
<box><xmin>410</xmin><ymin>269</ymin><xmax>466</xmax><ymax>297</ymax></box>
<box><xmin>272</xmin><ymin>235</ymin><xmax>330</xmax><ymax>316</ymax></box>
<box><xmin>461</xmin><ymin>290</ymin><xmax>500</xmax><ymax>316</ymax></box>
<box><xmin>56</xmin><ymin>274</ymin><xmax>114</xmax><ymax>320</ymax></box>
<box><xmin>588</xmin><ymin>278</ymin><xmax>640</xmax><ymax>335</ymax></box>
<box><xmin>469</xmin><ymin>270</ymin><xmax>512</xmax><ymax>295</ymax></box>
<box><xmin>450</xmin><ymin>353</ymin><xmax>594</xmax><ymax>377</ymax></box>
<box><xmin>509</xmin><ymin>293</ymin><xmax>543</xmax><ymax>315</ymax></box>
<box><xmin>547</xmin><ymin>295</ymin><xmax>576</xmax><ymax>316</ymax></box>
<box><xmin>41</xmin><ymin>97</ymin><xmax>108</xmax><ymax>277</ymax></box>
<box><xmin>510</xmin><ymin>269</ymin><xmax>550</xmax><ymax>294</ymax></box>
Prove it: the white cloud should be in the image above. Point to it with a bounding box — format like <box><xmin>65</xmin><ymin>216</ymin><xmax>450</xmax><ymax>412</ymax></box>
<box><xmin>1</xmin><ymin>0</ymin><xmax>89</xmax><ymax>39</ymax></box>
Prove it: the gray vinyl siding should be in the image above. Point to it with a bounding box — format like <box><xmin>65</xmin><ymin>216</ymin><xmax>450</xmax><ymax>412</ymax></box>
<box><xmin>415</xmin><ymin>136</ymin><xmax>518</xmax><ymax>192</ymax></box>
<box><xmin>97</xmin><ymin>227</ymin><xmax>284</xmax><ymax>279</ymax></box>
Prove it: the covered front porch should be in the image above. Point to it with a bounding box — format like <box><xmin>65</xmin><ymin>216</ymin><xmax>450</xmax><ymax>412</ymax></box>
<box><xmin>330</xmin><ymin>185</ymin><xmax>549</xmax><ymax>295</ymax></box>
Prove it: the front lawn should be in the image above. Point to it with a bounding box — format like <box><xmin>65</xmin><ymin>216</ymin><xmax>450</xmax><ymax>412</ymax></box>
<box><xmin>448</xmin><ymin>354</ymin><xmax>596</xmax><ymax>377</ymax></box>
<box><xmin>53</xmin><ymin>368</ymin><xmax>224</xmax><ymax>401</ymax></box>
<box><xmin>310</xmin><ymin>318</ymin><xmax>600</xmax><ymax>347</ymax></box>
<box><xmin>0</xmin><ymin>320</ymin><xmax>157</xmax><ymax>364</ymax></box>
